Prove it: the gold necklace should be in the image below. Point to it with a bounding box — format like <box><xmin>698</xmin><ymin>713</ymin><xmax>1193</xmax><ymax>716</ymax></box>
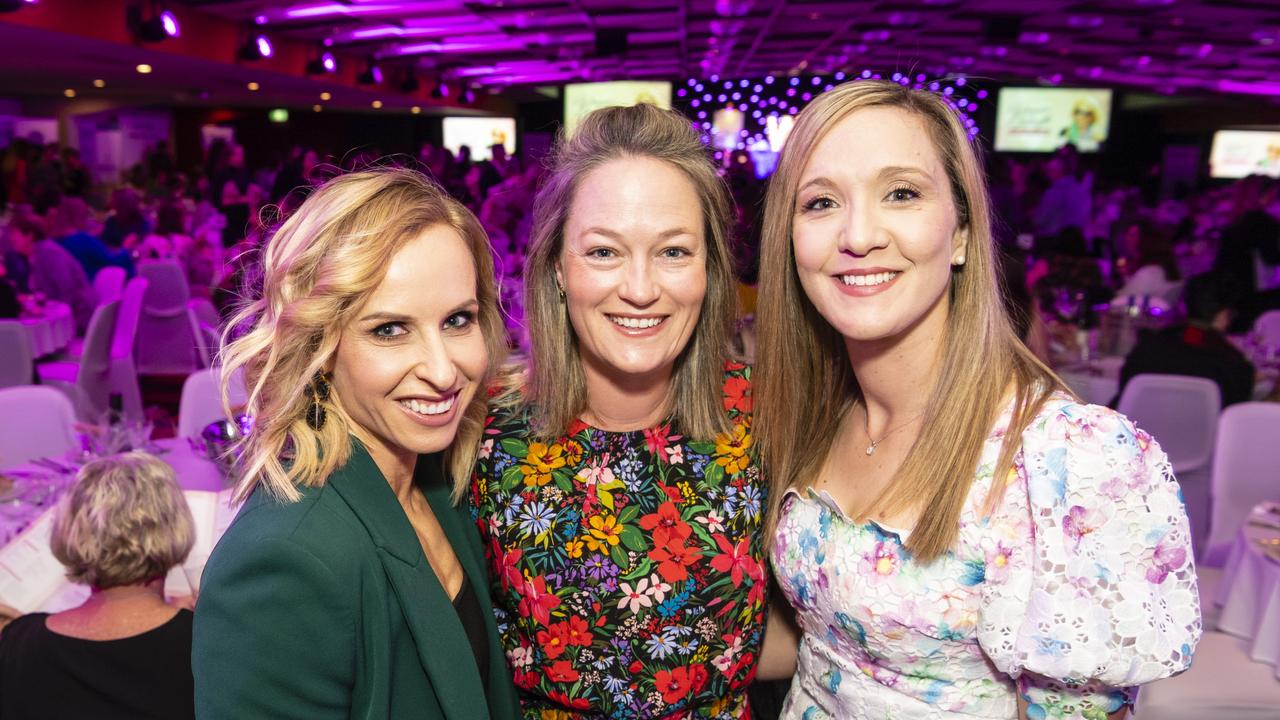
<box><xmin>861</xmin><ymin>403</ymin><xmax>924</xmax><ymax>456</ymax></box>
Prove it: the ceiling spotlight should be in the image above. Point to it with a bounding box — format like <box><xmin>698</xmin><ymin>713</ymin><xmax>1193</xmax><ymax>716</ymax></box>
<box><xmin>93</xmin><ymin>79</ymin><xmax>106</xmax><ymax>88</ymax></box>
<box><xmin>63</xmin><ymin>89</ymin><xmax>76</xmax><ymax>98</ymax></box>
<box><xmin>461</xmin><ymin>87</ymin><xmax>477</xmax><ymax>104</ymax></box>
<box><xmin>313</xmin><ymin>104</ymin><xmax>322</xmax><ymax>112</ymax></box>
<box><xmin>371</xmin><ymin>100</ymin><xmax>383</xmax><ymax>108</ymax></box>
<box><xmin>247</xmin><ymin>82</ymin><xmax>260</xmax><ymax>91</ymax></box>
<box><xmin>430</xmin><ymin>79</ymin><xmax>450</xmax><ymax>100</ymax></box>
<box><xmin>410</xmin><ymin>106</ymin><xmax>421</xmax><ymax>114</ymax></box>
<box><xmin>357</xmin><ymin>60</ymin><xmax>384</xmax><ymax>85</ymax></box>
<box><xmin>307</xmin><ymin>50</ymin><xmax>337</xmax><ymax>75</ymax></box>
<box><xmin>136</xmin><ymin>63</ymin><xmax>153</xmax><ymax>74</ymax></box>
<box><xmin>319</xmin><ymin>91</ymin><xmax>331</xmax><ymax>101</ymax></box>
<box><xmin>239</xmin><ymin>33</ymin><xmax>273</xmax><ymax>61</ymax></box>
<box><xmin>132</xmin><ymin>5</ymin><xmax>180</xmax><ymax>42</ymax></box>
<box><xmin>0</xmin><ymin>0</ymin><xmax>38</xmax><ymax>13</ymax></box>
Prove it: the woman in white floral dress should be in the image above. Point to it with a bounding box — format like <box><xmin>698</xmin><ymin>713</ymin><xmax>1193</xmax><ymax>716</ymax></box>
<box><xmin>751</xmin><ymin>80</ymin><xmax>1201</xmax><ymax>719</ymax></box>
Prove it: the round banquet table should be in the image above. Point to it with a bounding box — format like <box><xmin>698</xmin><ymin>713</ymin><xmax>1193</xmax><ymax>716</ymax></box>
<box><xmin>18</xmin><ymin>301</ymin><xmax>75</xmax><ymax>358</ymax></box>
<box><xmin>1214</xmin><ymin>500</ymin><xmax>1280</xmax><ymax>681</ymax></box>
<box><xmin>0</xmin><ymin>437</ymin><xmax>226</xmax><ymax>546</ymax></box>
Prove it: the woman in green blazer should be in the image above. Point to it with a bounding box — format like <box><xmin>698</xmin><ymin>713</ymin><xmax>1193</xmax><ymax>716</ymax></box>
<box><xmin>193</xmin><ymin>168</ymin><xmax>519</xmax><ymax>720</ymax></box>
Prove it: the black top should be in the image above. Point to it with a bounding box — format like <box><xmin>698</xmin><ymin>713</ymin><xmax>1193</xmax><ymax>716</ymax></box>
<box><xmin>1119</xmin><ymin>324</ymin><xmax>1256</xmax><ymax>407</ymax></box>
<box><xmin>452</xmin><ymin>573</ymin><xmax>491</xmax><ymax>691</ymax></box>
<box><xmin>0</xmin><ymin>609</ymin><xmax>195</xmax><ymax>720</ymax></box>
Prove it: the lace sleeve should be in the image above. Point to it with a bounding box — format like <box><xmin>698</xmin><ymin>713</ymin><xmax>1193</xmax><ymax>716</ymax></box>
<box><xmin>977</xmin><ymin>401</ymin><xmax>1202</xmax><ymax>718</ymax></box>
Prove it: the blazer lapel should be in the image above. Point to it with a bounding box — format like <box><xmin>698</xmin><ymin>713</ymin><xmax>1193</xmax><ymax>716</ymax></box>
<box><xmin>325</xmin><ymin>444</ymin><xmax>490</xmax><ymax>720</ymax></box>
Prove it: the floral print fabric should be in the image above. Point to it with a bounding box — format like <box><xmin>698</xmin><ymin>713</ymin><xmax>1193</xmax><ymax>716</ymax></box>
<box><xmin>771</xmin><ymin>394</ymin><xmax>1201</xmax><ymax>719</ymax></box>
<box><xmin>470</xmin><ymin>362</ymin><xmax>767</xmax><ymax>719</ymax></box>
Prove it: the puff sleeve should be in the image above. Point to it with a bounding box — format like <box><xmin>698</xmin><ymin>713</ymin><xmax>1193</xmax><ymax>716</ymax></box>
<box><xmin>977</xmin><ymin>400</ymin><xmax>1201</xmax><ymax>719</ymax></box>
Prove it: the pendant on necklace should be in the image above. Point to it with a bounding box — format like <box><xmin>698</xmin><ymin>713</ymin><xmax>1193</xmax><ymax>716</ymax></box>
<box><xmin>865</xmin><ymin>442</ymin><xmax>878</xmax><ymax>456</ymax></box>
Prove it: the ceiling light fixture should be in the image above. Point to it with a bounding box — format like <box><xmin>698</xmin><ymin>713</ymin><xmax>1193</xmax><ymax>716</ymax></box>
<box><xmin>239</xmin><ymin>32</ymin><xmax>273</xmax><ymax>61</ymax></box>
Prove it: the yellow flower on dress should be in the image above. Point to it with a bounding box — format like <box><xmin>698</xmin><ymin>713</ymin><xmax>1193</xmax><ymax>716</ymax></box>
<box><xmin>565</xmin><ymin>538</ymin><xmax>585</xmax><ymax>559</ymax></box>
<box><xmin>562</xmin><ymin>439</ymin><xmax>584</xmax><ymax>466</ymax></box>
<box><xmin>585</xmin><ymin>514</ymin><xmax>623</xmax><ymax>552</ymax></box>
<box><xmin>714</xmin><ymin>423</ymin><xmax>753</xmax><ymax>475</ymax></box>
<box><xmin>521</xmin><ymin>442</ymin><xmax>566</xmax><ymax>487</ymax></box>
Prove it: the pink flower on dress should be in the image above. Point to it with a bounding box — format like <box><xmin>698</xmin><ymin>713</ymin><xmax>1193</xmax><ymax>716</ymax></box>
<box><xmin>864</xmin><ymin>541</ymin><xmax>900</xmax><ymax>578</ymax></box>
<box><xmin>1146</xmin><ymin>537</ymin><xmax>1188</xmax><ymax>584</ymax></box>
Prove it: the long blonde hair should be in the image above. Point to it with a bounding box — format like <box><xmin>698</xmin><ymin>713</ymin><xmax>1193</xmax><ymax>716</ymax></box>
<box><xmin>220</xmin><ymin>168</ymin><xmax>506</xmax><ymax>504</ymax></box>
<box><xmin>756</xmin><ymin>80</ymin><xmax>1066</xmax><ymax>561</ymax></box>
<box><xmin>519</xmin><ymin>103</ymin><xmax>737</xmax><ymax>440</ymax></box>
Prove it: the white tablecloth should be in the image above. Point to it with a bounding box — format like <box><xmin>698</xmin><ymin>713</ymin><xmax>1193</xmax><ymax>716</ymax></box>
<box><xmin>0</xmin><ymin>437</ymin><xmax>227</xmax><ymax>546</ymax></box>
<box><xmin>18</xmin><ymin>301</ymin><xmax>74</xmax><ymax>358</ymax></box>
<box><xmin>1214</xmin><ymin>501</ymin><xmax>1280</xmax><ymax>681</ymax></box>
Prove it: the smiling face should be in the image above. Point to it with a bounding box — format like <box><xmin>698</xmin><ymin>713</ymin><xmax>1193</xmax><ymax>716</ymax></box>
<box><xmin>330</xmin><ymin>225</ymin><xmax>488</xmax><ymax>468</ymax></box>
<box><xmin>558</xmin><ymin>155</ymin><xmax>708</xmax><ymax>387</ymax></box>
<box><xmin>791</xmin><ymin>105</ymin><xmax>967</xmax><ymax>346</ymax></box>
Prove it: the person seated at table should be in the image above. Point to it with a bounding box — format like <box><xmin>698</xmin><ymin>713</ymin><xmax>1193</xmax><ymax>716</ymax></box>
<box><xmin>4</xmin><ymin>211</ymin><xmax>95</xmax><ymax>331</ymax></box>
<box><xmin>194</xmin><ymin>168</ymin><xmax>519</xmax><ymax>720</ymax></box>
<box><xmin>0</xmin><ymin>452</ymin><xmax>197</xmax><ymax>720</ymax></box>
<box><xmin>1119</xmin><ymin>271</ymin><xmax>1255</xmax><ymax>407</ymax></box>
<box><xmin>51</xmin><ymin>196</ymin><xmax>134</xmax><ymax>280</ymax></box>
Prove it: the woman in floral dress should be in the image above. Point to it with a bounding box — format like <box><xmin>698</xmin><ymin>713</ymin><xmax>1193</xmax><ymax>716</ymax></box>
<box><xmin>752</xmin><ymin>80</ymin><xmax>1202</xmax><ymax>719</ymax></box>
<box><xmin>470</xmin><ymin>104</ymin><xmax>768</xmax><ymax>719</ymax></box>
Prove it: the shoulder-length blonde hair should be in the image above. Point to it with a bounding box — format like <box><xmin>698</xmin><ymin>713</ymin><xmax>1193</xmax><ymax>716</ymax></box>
<box><xmin>520</xmin><ymin>103</ymin><xmax>737</xmax><ymax>440</ymax></box>
<box><xmin>756</xmin><ymin>80</ymin><xmax>1067</xmax><ymax>561</ymax></box>
<box><xmin>221</xmin><ymin>168</ymin><xmax>506</xmax><ymax>504</ymax></box>
<box><xmin>51</xmin><ymin>452</ymin><xmax>195</xmax><ymax>589</ymax></box>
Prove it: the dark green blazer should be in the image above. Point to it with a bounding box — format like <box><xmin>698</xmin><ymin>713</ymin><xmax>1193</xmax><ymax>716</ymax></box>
<box><xmin>193</xmin><ymin>445</ymin><xmax>520</xmax><ymax>720</ymax></box>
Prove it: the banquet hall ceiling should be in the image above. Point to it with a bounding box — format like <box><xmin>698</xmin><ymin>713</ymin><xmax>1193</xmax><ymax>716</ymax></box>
<box><xmin>177</xmin><ymin>0</ymin><xmax>1280</xmax><ymax>95</ymax></box>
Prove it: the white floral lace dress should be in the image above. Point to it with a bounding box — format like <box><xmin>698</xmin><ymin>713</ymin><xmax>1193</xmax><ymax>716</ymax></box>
<box><xmin>771</xmin><ymin>394</ymin><xmax>1201</xmax><ymax>719</ymax></box>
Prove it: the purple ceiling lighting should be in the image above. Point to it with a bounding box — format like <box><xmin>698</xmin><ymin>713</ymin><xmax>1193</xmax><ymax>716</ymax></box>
<box><xmin>175</xmin><ymin>0</ymin><xmax>1280</xmax><ymax>97</ymax></box>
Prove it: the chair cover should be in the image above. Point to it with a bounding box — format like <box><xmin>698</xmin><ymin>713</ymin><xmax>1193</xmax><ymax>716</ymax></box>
<box><xmin>35</xmin><ymin>301</ymin><xmax>119</xmax><ymax>422</ymax></box>
<box><xmin>0</xmin><ymin>385</ymin><xmax>79</xmax><ymax>466</ymax></box>
<box><xmin>1117</xmin><ymin>374</ymin><xmax>1221</xmax><ymax>559</ymax></box>
<box><xmin>134</xmin><ymin>261</ymin><xmax>198</xmax><ymax>374</ymax></box>
<box><xmin>1203</xmin><ymin>403</ymin><xmax>1280</xmax><ymax>567</ymax></box>
<box><xmin>1133</xmin><ymin>632</ymin><xmax>1280</xmax><ymax>719</ymax></box>
<box><xmin>93</xmin><ymin>266</ymin><xmax>126</xmax><ymax>305</ymax></box>
<box><xmin>177</xmin><ymin>366</ymin><xmax>247</xmax><ymax>438</ymax></box>
<box><xmin>0</xmin><ymin>321</ymin><xmax>33</xmax><ymax>389</ymax></box>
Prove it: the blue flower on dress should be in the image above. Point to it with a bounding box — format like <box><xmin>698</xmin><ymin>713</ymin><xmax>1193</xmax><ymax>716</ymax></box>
<box><xmin>502</xmin><ymin>493</ymin><xmax>526</xmax><ymax>525</ymax></box>
<box><xmin>517</xmin><ymin>500</ymin><xmax>554</xmax><ymax>536</ymax></box>
<box><xmin>821</xmin><ymin>668</ymin><xmax>842</xmax><ymax>695</ymax></box>
<box><xmin>645</xmin><ymin>633</ymin><xmax>679</xmax><ymax>659</ymax></box>
<box><xmin>740</xmin><ymin>484</ymin><xmax>762</xmax><ymax>519</ymax></box>
<box><xmin>959</xmin><ymin>559</ymin><xmax>985</xmax><ymax>586</ymax></box>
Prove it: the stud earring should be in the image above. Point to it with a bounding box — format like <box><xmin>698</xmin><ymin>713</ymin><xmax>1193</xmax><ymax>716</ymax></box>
<box><xmin>953</xmin><ymin>255</ymin><xmax>966</xmax><ymax>266</ymax></box>
<box><xmin>305</xmin><ymin>373</ymin><xmax>331</xmax><ymax>430</ymax></box>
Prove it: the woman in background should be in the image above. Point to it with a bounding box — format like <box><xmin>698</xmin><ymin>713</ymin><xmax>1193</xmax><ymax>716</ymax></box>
<box><xmin>0</xmin><ymin>452</ymin><xmax>196</xmax><ymax>720</ymax></box>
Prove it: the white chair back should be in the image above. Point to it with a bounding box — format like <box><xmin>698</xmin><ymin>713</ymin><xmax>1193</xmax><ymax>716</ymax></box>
<box><xmin>1203</xmin><ymin>402</ymin><xmax>1280</xmax><ymax>566</ymax></box>
<box><xmin>187</xmin><ymin>298</ymin><xmax>220</xmax><ymax>368</ymax></box>
<box><xmin>93</xmin><ymin>266</ymin><xmax>127</xmax><ymax>305</ymax></box>
<box><xmin>1117</xmin><ymin>374</ymin><xmax>1221</xmax><ymax>474</ymax></box>
<box><xmin>0</xmin><ymin>385</ymin><xmax>78</xmax><ymax>466</ymax></box>
<box><xmin>112</xmin><ymin>277</ymin><xmax>148</xmax><ymax>360</ymax></box>
<box><xmin>178</xmin><ymin>366</ymin><xmax>247</xmax><ymax>438</ymax></box>
<box><xmin>0</xmin><ymin>321</ymin><xmax>33</xmax><ymax>388</ymax></box>
<box><xmin>134</xmin><ymin>261</ymin><xmax>198</xmax><ymax>374</ymax></box>
<box><xmin>1253</xmin><ymin>309</ymin><xmax>1280</xmax><ymax>351</ymax></box>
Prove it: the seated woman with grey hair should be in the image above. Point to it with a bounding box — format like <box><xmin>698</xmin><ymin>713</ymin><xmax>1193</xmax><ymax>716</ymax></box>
<box><xmin>0</xmin><ymin>452</ymin><xmax>196</xmax><ymax>720</ymax></box>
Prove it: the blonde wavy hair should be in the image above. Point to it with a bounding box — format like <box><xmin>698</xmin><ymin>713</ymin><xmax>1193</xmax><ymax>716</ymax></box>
<box><xmin>519</xmin><ymin>103</ymin><xmax>737</xmax><ymax>440</ymax></box>
<box><xmin>220</xmin><ymin>168</ymin><xmax>506</xmax><ymax>504</ymax></box>
<box><xmin>756</xmin><ymin>80</ymin><xmax>1067</xmax><ymax>561</ymax></box>
<box><xmin>51</xmin><ymin>452</ymin><xmax>195</xmax><ymax>589</ymax></box>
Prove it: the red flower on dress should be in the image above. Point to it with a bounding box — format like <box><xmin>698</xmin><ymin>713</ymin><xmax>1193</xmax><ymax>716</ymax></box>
<box><xmin>537</xmin><ymin>624</ymin><xmax>570</xmax><ymax>659</ymax></box>
<box><xmin>517</xmin><ymin>575</ymin><xmax>560</xmax><ymax>626</ymax></box>
<box><xmin>650</xmin><ymin>538</ymin><xmax>700</xmax><ymax>583</ymax></box>
<box><xmin>546</xmin><ymin>690</ymin><xmax>592</xmax><ymax>711</ymax></box>
<box><xmin>644</xmin><ymin>423</ymin><xmax>673</xmax><ymax>457</ymax></box>
<box><xmin>513</xmin><ymin>670</ymin><xmax>540</xmax><ymax>689</ymax></box>
<box><xmin>640</xmin><ymin>502</ymin><xmax>692</xmax><ymax>541</ymax></box>
<box><xmin>546</xmin><ymin>660</ymin><xmax>581</xmax><ymax>683</ymax></box>
<box><xmin>722</xmin><ymin>374</ymin><xmax>752</xmax><ymax>414</ymax></box>
<box><xmin>497</xmin><ymin>545</ymin><xmax>524</xmax><ymax>592</ymax></box>
<box><xmin>654</xmin><ymin>664</ymin><xmax>709</xmax><ymax>705</ymax></box>
<box><xmin>710</xmin><ymin>534</ymin><xmax>762</xmax><ymax>588</ymax></box>
<box><xmin>564</xmin><ymin>615</ymin><xmax>593</xmax><ymax>647</ymax></box>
